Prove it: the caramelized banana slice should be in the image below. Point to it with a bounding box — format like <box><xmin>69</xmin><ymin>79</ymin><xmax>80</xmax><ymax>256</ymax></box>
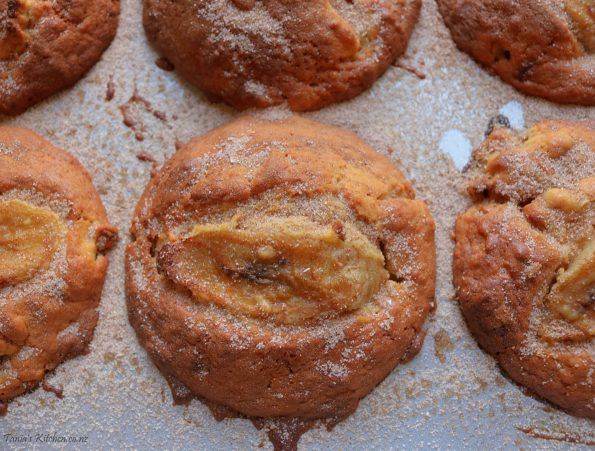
<box><xmin>547</xmin><ymin>239</ymin><xmax>595</xmax><ymax>336</ymax></box>
<box><xmin>565</xmin><ymin>0</ymin><xmax>595</xmax><ymax>53</ymax></box>
<box><xmin>0</xmin><ymin>199</ymin><xmax>65</xmax><ymax>286</ymax></box>
<box><xmin>158</xmin><ymin>216</ymin><xmax>388</xmax><ymax>325</ymax></box>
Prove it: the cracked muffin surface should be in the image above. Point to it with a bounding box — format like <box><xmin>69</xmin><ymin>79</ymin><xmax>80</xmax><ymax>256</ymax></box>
<box><xmin>0</xmin><ymin>127</ymin><xmax>117</xmax><ymax>406</ymax></box>
<box><xmin>0</xmin><ymin>0</ymin><xmax>120</xmax><ymax>115</ymax></box>
<box><xmin>142</xmin><ymin>0</ymin><xmax>421</xmax><ymax>111</ymax></box>
<box><xmin>453</xmin><ymin>120</ymin><xmax>595</xmax><ymax>418</ymax></box>
<box><xmin>125</xmin><ymin>116</ymin><xmax>435</xmax><ymax>427</ymax></box>
<box><xmin>437</xmin><ymin>0</ymin><xmax>595</xmax><ymax>105</ymax></box>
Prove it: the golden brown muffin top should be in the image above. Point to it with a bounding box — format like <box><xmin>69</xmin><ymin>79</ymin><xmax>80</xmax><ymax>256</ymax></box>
<box><xmin>142</xmin><ymin>0</ymin><xmax>420</xmax><ymax>111</ymax></box>
<box><xmin>468</xmin><ymin>121</ymin><xmax>595</xmax><ymax>202</ymax></box>
<box><xmin>131</xmin><ymin>116</ymin><xmax>433</xmax><ymax>327</ymax></box>
<box><xmin>0</xmin><ymin>127</ymin><xmax>117</xmax><ymax>402</ymax></box>
<box><xmin>468</xmin><ymin>121</ymin><xmax>595</xmax><ymax>339</ymax></box>
<box><xmin>454</xmin><ymin>120</ymin><xmax>594</xmax><ymax>418</ymax></box>
<box><xmin>0</xmin><ymin>0</ymin><xmax>119</xmax><ymax>115</ymax></box>
<box><xmin>126</xmin><ymin>116</ymin><xmax>434</xmax><ymax>426</ymax></box>
<box><xmin>437</xmin><ymin>0</ymin><xmax>595</xmax><ymax>105</ymax></box>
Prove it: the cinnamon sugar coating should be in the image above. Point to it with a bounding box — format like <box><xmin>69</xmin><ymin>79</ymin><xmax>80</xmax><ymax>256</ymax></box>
<box><xmin>454</xmin><ymin>120</ymin><xmax>595</xmax><ymax>418</ymax></box>
<box><xmin>437</xmin><ymin>0</ymin><xmax>595</xmax><ymax>105</ymax></box>
<box><xmin>126</xmin><ymin>116</ymin><xmax>435</xmax><ymax>422</ymax></box>
<box><xmin>0</xmin><ymin>127</ymin><xmax>117</xmax><ymax>404</ymax></box>
<box><xmin>142</xmin><ymin>0</ymin><xmax>420</xmax><ymax>111</ymax></box>
<box><xmin>0</xmin><ymin>0</ymin><xmax>120</xmax><ymax>115</ymax></box>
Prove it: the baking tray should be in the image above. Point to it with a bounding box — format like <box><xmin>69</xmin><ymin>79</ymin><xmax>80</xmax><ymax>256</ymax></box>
<box><xmin>1</xmin><ymin>0</ymin><xmax>594</xmax><ymax>449</ymax></box>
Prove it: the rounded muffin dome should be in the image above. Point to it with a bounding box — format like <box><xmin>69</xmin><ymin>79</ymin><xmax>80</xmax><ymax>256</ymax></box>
<box><xmin>437</xmin><ymin>0</ymin><xmax>595</xmax><ymax>105</ymax></box>
<box><xmin>0</xmin><ymin>127</ymin><xmax>117</xmax><ymax>405</ymax></box>
<box><xmin>454</xmin><ymin>120</ymin><xmax>595</xmax><ymax>418</ymax></box>
<box><xmin>0</xmin><ymin>0</ymin><xmax>120</xmax><ymax>115</ymax></box>
<box><xmin>142</xmin><ymin>0</ymin><xmax>421</xmax><ymax>111</ymax></box>
<box><xmin>126</xmin><ymin>116</ymin><xmax>436</xmax><ymax>425</ymax></box>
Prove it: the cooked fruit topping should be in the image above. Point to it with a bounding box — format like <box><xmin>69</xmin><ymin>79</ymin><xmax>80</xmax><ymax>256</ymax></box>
<box><xmin>157</xmin><ymin>216</ymin><xmax>388</xmax><ymax>325</ymax></box>
<box><xmin>0</xmin><ymin>199</ymin><xmax>65</xmax><ymax>286</ymax></box>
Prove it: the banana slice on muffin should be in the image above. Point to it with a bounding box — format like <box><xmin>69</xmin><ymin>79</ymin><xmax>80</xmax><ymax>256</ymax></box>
<box><xmin>0</xmin><ymin>0</ymin><xmax>120</xmax><ymax>115</ymax></box>
<box><xmin>0</xmin><ymin>127</ymin><xmax>117</xmax><ymax>409</ymax></box>
<box><xmin>437</xmin><ymin>0</ymin><xmax>595</xmax><ymax>105</ymax></box>
<box><xmin>142</xmin><ymin>0</ymin><xmax>421</xmax><ymax>111</ymax></box>
<box><xmin>126</xmin><ymin>116</ymin><xmax>436</xmax><ymax>446</ymax></box>
<box><xmin>454</xmin><ymin>120</ymin><xmax>595</xmax><ymax>418</ymax></box>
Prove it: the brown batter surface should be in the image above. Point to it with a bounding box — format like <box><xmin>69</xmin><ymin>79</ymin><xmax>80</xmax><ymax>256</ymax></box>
<box><xmin>454</xmin><ymin>120</ymin><xmax>595</xmax><ymax>418</ymax></box>
<box><xmin>0</xmin><ymin>127</ymin><xmax>117</xmax><ymax>404</ymax></box>
<box><xmin>143</xmin><ymin>0</ymin><xmax>420</xmax><ymax>111</ymax></box>
<box><xmin>0</xmin><ymin>0</ymin><xmax>120</xmax><ymax>115</ymax></box>
<box><xmin>437</xmin><ymin>0</ymin><xmax>595</xmax><ymax>105</ymax></box>
<box><xmin>126</xmin><ymin>116</ymin><xmax>435</xmax><ymax>432</ymax></box>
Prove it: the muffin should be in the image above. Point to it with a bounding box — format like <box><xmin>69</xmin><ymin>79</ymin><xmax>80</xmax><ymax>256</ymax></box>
<box><xmin>126</xmin><ymin>116</ymin><xmax>436</xmax><ymax>444</ymax></box>
<box><xmin>0</xmin><ymin>127</ymin><xmax>117</xmax><ymax>408</ymax></box>
<box><xmin>453</xmin><ymin>120</ymin><xmax>594</xmax><ymax>418</ymax></box>
<box><xmin>437</xmin><ymin>0</ymin><xmax>595</xmax><ymax>105</ymax></box>
<box><xmin>0</xmin><ymin>0</ymin><xmax>120</xmax><ymax>115</ymax></box>
<box><xmin>143</xmin><ymin>0</ymin><xmax>421</xmax><ymax>111</ymax></box>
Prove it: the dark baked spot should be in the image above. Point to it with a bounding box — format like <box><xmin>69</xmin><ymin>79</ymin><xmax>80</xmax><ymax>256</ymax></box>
<box><xmin>332</xmin><ymin>221</ymin><xmax>346</xmax><ymax>241</ymax></box>
<box><xmin>136</xmin><ymin>152</ymin><xmax>160</xmax><ymax>178</ymax></box>
<box><xmin>155</xmin><ymin>56</ymin><xmax>175</xmax><ymax>72</ymax></box>
<box><xmin>41</xmin><ymin>380</ymin><xmax>64</xmax><ymax>399</ymax></box>
<box><xmin>221</xmin><ymin>259</ymin><xmax>288</xmax><ymax>286</ymax></box>
<box><xmin>7</xmin><ymin>0</ymin><xmax>18</xmax><ymax>18</ymax></box>
<box><xmin>516</xmin><ymin>426</ymin><xmax>595</xmax><ymax>446</ymax></box>
<box><xmin>96</xmin><ymin>225</ymin><xmax>119</xmax><ymax>255</ymax></box>
<box><xmin>494</xmin><ymin>48</ymin><xmax>512</xmax><ymax>63</ymax></box>
<box><xmin>516</xmin><ymin>59</ymin><xmax>537</xmax><ymax>82</ymax></box>
<box><xmin>119</xmin><ymin>90</ymin><xmax>168</xmax><ymax>141</ymax></box>
<box><xmin>393</xmin><ymin>60</ymin><xmax>427</xmax><ymax>79</ymax></box>
<box><xmin>484</xmin><ymin>114</ymin><xmax>511</xmax><ymax>137</ymax></box>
